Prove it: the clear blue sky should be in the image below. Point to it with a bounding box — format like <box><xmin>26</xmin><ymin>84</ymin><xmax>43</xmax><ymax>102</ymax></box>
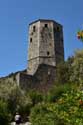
<box><xmin>0</xmin><ymin>0</ymin><xmax>83</xmax><ymax>77</ymax></box>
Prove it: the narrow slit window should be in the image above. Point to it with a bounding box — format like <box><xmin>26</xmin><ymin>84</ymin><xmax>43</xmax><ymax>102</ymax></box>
<box><xmin>47</xmin><ymin>51</ymin><xmax>50</xmax><ymax>55</ymax></box>
<box><xmin>30</xmin><ymin>38</ymin><xmax>32</xmax><ymax>43</ymax></box>
<box><xmin>49</xmin><ymin>43</ymin><xmax>52</xmax><ymax>46</ymax></box>
<box><xmin>61</xmin><ymin>38</ymin><xmax>63</xmax><ymax>42</ymax></box>
<box><xmin>33</xmin><ymin>26</ymin><xmax>36</xmax><ymax>32</ymax></box>
<box><xmin>45</xmin><ymin>24</ymin><xmax>48</xmax><ymax>28</ymax></box>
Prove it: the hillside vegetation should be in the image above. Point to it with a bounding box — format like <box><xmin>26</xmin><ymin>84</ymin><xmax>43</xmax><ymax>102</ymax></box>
<box><xmin>0</xmin><ymin>50</ymin><xmax>83</xmax><ymax>125</ymax></box>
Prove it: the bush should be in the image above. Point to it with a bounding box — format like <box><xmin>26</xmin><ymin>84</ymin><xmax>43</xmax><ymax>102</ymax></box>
<box><xmin>45</xmin><ymin>83</ymin><xmax>72</xmax><ymax>103</ymax></box>
<box><xmin>30</xmin><ymin>83</ymin><xmax>83</xmax><ymax>125</ymax></box>
<box><xmin>30</xmin><ymin>103</ymin><xmax>65</xmax><ymax>125</ymax></box>
<box><xmin>0</xmin><ymin>100</ymin><xmax>10</xmax><ymax>125</ymax></box>
<box><xmin>0</xmin><ymin>82</ymin><xmax>33</xmax><ymax>121</ymax></box>
<box><xmin>28</xmin><ymin>90</ymin><xmax>43</xmax><ymax>105</ymax></box>
<box><xmin>56</xmin><ymin>62</ymin><xmax>70</xmax><ymax>84</ymax></box>
<box><xmin>70</xmin><ymin>50</ymin><xmax>83</xmax><ymax>84</ymax></box>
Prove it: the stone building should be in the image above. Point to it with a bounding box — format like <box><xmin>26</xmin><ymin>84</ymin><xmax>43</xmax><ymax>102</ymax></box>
<box><xmin>16</xmin><ymin>19</ymin><xmax>64</xmax><ymax>92</ymax></box>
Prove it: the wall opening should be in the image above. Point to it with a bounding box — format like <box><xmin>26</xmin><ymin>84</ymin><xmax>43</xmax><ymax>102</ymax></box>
<box><xmin>44</xmin><ymin>24</ymin><xmax>48</xmax><ymax>28</ymax></box>
<box><xmin>30</xmin><ymin>38</ymin><xmax>32</xmax><ymax>43</ymax></box>
<box><xmin>57</xmin><ymin>26</ymin><xmax>60</xmax><ymax>32</ymax></box>
<box><xmin>47</xmin><ymin>51</ymin><xmax>50</xmax><ymax>55</ymax></box>
<box><xmin>33</xmin><ymin>26</ymin><xmax>36</xmax><ymax>32</ymax></box>
<box><xmin>49</xmin><ymin>43</ymin><xmax>52</xmax><ymax>46</ymax></box>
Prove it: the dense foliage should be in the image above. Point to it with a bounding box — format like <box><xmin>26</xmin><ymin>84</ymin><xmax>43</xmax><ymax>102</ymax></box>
<box><xmin>30</xmin><ymin>83</ymin><xmax>83</xmax><ymax>125</ymax></box>
<box><xmin>0</xmin><ymin>82</ymin><xmax>32</xmax><ymax>123</ymax></box>
<box><xmin>29</xmin><ymin>50</ymin><xmax>83</xmax><ymax>125</ymax></box>
<box><xmin>0</xmin><ymin>50</ymin><xmax>83</xmax><ymax>125</ymax></box>
<box><xmin>56</xmin><ymin>50</ymin><xmax>83</xmax><ymax>84</ymax></box>
<box><xmin>0</xmin><ymin>100</ymin><xmax>10</xmax><ymax>125</ymax></box>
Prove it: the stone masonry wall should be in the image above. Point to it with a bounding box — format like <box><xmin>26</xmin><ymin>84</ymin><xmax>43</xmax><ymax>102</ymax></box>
<box><xmin>27</xmin><ymin>21</ymin><xmax>40</xmax><ymax>74</ymax></box>
<box><xmin>16</xmin><ymin>64</ymin><xmax>56</xmax><ymax>92</ymax></box>
<box><xmin>15</xmin><ymin>20</ymin><xmax>64</xmax><ymax>92</ymax></box>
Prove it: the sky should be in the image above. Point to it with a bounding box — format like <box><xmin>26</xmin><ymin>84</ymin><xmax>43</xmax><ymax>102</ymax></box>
<box><xmin>0</xmin><ymin>0</ymin><xmax>83</xmax><ymax>77</ymax></box>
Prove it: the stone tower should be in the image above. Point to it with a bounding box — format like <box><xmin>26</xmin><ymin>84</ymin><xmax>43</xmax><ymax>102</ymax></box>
<box><xmin>27</xmin><ymin>19</ymin><xmax>64</xmax><ymax>75</ymax></box>
<box><xmin>15</xmin><ymin>19</ymin><xmax>64</xmax><ymax>92</ymax></box>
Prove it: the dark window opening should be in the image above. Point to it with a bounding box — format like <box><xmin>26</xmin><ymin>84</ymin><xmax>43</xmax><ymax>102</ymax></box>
<box><xmin>33</xmin><ymin>26</ymin><xmax>36</xmax><ymax>32</ymax></box>
<box><xmin>49</xmin><ymin>43</ymin><xmax>52</xmax><ymax>46</ymax></box>
<box><xmin>61</xmin><ymin>38</ymin><xmax>63</xmax><ymax>42</ymax></box>
<box><xmin>30</xmin><ymin>38</ymin><xmax>32</xmax><ymax>43</ymax></box>
<box><xmin>47</xmin><ymin>51</ymin><xmax>50</xmax><ymax>55</ymax></box>
<box><xmin>57</xmin><ymin>26</ymin><xmax>60</xmax><ymax>31</ymax></box>
<box><xmin>31</xmin><ymin>32</ymin><xmax>33</xmax><ymax>35</ymax></box>
<box><xmin>44</xmin><ymin>24</ymin><xmax>48</xmax><ymax>28</ymax></box>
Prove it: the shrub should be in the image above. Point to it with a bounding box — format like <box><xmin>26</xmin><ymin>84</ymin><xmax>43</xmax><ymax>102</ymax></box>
<box><xmin>0</xmin><ymin>100</ymin><xmax>10</xmax><ymax>125</ymax></box>
<box><xmin>30</xmin><ymin>103</ymin><xmax>65</xmax><ymax>125</ymax></box>
<box><xmin>30</xmin><ymin>83</ymin><xmax>83</xmax><ymax>125</ymax></box>
<box><xmin>28</xmin><ymin>90</ymin><xmax>43</xmax><ymax>105</ymax></box>
<box><xmin>45</xmin><ymin>83</ymin><xmax>72</xmax><ymax>102</ymax></box>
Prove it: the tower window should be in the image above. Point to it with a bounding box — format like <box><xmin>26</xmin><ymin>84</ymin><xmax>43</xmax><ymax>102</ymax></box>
<box><xmin>61</xmin><ymin>38</ymin><xmax>63</xmax><ymax>42</ymax></box>
<box><xmin>44</xmin><ymin>24</ymin><xmax>48</xmax><ymax>28</ymax></box>
<box><xmin>33</xmin><ymin>26</ymin><xmax>36</xmax><ymax>32</ymax></box>
<box><xmin>30</xmin><ymin>38</ymin><xmax>32</xmax><ymax>43</ymax></box>
<box><xmin>49</xmin><ymin>43</ymin><xmax>52</xmax><ymax>46</ymax></box>
<box><xmin>47</xmin><ymin>51</ymin><xmax>50</xmax><ymax>55</ymax></box>
<box><xmin>57</xmin><ymin>26</ymin><xmax>60</xmax><ymax>32</ymax></box>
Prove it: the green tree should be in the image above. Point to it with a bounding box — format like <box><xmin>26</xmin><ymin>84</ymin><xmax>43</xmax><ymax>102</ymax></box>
<box><xmin>70</xmin><ymin>50</ymin><xmax>83</xmax><ymax>84</ymax></box>
<box><xmin>0</xmin><ymin>100</ymin><xmax>10</xmax><ymax>125</ymax></box>
<box><xmin>30</xmin><ymin>83</ymin><xmax>83</xmax><ymax>125</ymax></box>
<box><xmin>28</xmin><ymin>90</ymin><xmax>43</xmax><ymax>106</ymax></box>
<box><xmin>30</xmin><ymin>103</ymin><xmax>64</xmax><ymax>125</ymax></box>
<box><xmin>0</xmin><ymin>81</ymin><xmax>32</xmax><ymax>121</ymax></box>
<box><xmin>56</xmin><ymin>62</ymin><xmax>70</xmax><ymax>84</ymax></box>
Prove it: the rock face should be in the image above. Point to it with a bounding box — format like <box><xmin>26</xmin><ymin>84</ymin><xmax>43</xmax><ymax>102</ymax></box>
<box><xmin>2</xmin><ymin>19</ymin><xmax>64</xmax><ymax>92</ymax></box>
